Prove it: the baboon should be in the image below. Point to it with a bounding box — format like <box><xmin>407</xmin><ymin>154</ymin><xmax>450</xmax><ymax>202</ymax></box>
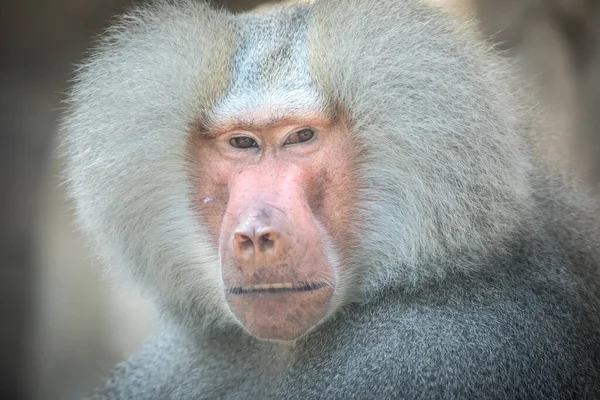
<box><xmin>63</xmin><ymin>0</ymin><xmax>600</xmax><ymax>398</ymax></box>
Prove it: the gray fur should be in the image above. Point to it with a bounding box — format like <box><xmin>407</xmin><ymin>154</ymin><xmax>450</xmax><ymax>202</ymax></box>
<box><xmin>213</xmin><ymin>5</ymin><xmax>324</xmax><ymax>124</ymax></box>
<box><xmin>64</xmin><ymin>0</ymin><xmax>600</xmax><ymax>398</ymax></box>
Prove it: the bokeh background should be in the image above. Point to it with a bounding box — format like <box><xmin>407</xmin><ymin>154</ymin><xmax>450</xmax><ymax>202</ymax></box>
<box><xmin>1</xmin><ymin>0</ymin><xmax>598</xmax><ymax>399</ymax></box>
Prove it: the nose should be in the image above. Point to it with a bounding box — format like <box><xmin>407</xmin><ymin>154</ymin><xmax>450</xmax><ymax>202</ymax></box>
<box><xmin>234</xmin><ymin>228</ymin><xmax>279</xmax><ymax>256</ymax></box>
<box><xmin>232</xmin><ymin>209</ymin><xmax>283</xmax><ymax>262</ymax></box>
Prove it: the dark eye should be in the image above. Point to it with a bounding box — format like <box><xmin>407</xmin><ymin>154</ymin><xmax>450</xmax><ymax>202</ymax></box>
<box><xmin>284</xmin><ymin>128</ymin><xmax>315</xmax><ymax>145</ymax></box>
<box><xmin>229</xmin><ymin>136</ymin><xmax>258</xmax><ymax>149</ymax></box>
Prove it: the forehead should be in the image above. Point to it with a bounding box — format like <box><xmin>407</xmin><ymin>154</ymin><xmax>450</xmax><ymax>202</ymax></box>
<box><xmin>210</xmin><ymin>5</ymin><xmax>325</xmax><ymax>125</ymax></box>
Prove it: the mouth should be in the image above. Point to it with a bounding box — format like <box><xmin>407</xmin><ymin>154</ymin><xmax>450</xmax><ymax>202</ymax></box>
<box><xmin>229</xmin><ymin>281</ymin><xmax>328</xmax><ymax>295</ymax></box>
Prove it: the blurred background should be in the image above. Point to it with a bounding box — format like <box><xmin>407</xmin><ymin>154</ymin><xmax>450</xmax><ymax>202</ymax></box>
<box><xmin>0</xmin><ymin>0</ymin><xmax>598</xmax><ymax>399</ymax></box>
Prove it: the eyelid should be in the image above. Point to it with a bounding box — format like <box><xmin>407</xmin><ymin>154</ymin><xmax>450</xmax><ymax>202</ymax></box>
<box><xmin>227</xmin><ymin>131</ymin><xmax>258</xmax><ymax>140</ymax></box>
<box><xmin>283</xmin><ymin>127</ymin><xmax>317</xmax><ymax>145</ymax></box>
<box><xmin>230</xmin><ymin>137</ymin><xmax>259</xmax><ymax>150</ymax></box>
<box><xmin>226</xmin><ymin>132</ymin><xmax>261</xmax><ymax>147</ymax></box>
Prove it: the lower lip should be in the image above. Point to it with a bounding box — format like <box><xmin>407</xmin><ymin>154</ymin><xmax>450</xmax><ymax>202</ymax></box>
<box><xmin>229</xmin><ymin>282</ymin><xmax>328</xmax><ymax>295</ymax></box>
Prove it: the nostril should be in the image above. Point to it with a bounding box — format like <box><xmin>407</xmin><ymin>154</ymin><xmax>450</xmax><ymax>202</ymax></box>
<box><xmin>258</xmin><ymin>232</ymin><xmax>276</xmax><ymax>252</ymax></box>
<box><xmin>234</xmin><ymin>233</ymin><xmax>254</xmax><ymax>253</ymax></box>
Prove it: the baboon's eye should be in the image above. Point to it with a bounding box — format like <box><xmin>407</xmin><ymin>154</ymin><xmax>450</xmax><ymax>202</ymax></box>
<box><xmin>230</xmin><ymin>136</ymin><xmax>258</xmax><ymax>149</ymax></box>
<box><xmin>284</xmin><ymin>129</ymin><xmax>315</xmax><ymax>145</ymax></box>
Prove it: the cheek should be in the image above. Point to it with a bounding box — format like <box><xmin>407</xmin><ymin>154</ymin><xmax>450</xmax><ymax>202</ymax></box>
<box><xmin>310</xmin><ymin>142</ymin><xmax>361</xmax><ymax>260</ymax></box>
<box><xmin>190</xmin><ymin>145</ymin><xmax>232</xmax><ymax>242</ymax></box>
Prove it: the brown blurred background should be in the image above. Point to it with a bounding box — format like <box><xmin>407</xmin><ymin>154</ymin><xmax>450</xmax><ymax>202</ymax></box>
<box><xmin>1</xmin><ymin>0</ymin><xmax>598</xmax><ymax>399</ymax></box>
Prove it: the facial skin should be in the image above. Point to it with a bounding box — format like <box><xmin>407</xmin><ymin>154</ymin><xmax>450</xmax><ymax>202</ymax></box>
<box><xmin>191</xmin><ymin>112</ymin><xmax>358</xmax><ymax>341</ymax></box>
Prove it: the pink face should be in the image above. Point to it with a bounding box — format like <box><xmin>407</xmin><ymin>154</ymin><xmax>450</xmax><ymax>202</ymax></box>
<box><xmin>192</xmin><ymin>112</ymin><xmax>358</xmax><ymax>341</ymax></box>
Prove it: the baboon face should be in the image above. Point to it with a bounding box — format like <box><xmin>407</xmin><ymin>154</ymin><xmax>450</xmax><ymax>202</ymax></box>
<box><xmin>192</xmin><ymin>113</ymin><xmax>358</xmax><ymax>340</ymax></box>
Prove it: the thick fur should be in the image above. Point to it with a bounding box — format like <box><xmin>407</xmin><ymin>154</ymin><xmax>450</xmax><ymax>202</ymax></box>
<box><xmin>64</xmin><ymin>0</ymin><xmax>600</xmax><ymax>398</ymax></box>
